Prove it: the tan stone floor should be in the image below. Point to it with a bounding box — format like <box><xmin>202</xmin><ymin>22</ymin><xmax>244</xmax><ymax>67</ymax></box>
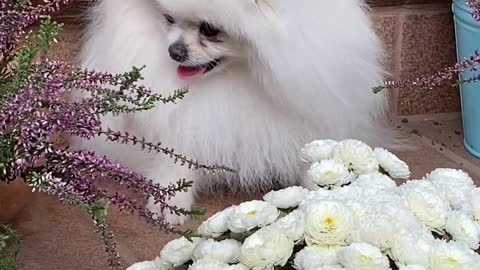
<box><xmin>5</xmin><ymin>114</ymin><xmax>480</xmax><ymax>270</ymax></box>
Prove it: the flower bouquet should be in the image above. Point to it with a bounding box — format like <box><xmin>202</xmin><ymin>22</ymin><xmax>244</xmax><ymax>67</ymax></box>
<box><xmin>129</xmin><ymin>139</ymin><xmax>480</xmax><ymax>270</ymax></box>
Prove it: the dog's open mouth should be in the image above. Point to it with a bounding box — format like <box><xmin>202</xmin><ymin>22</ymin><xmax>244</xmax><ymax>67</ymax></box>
<box><xmin>177</xmin><ymin>58</ymin><xmax>223</xmax><ymax>80</ymax></box>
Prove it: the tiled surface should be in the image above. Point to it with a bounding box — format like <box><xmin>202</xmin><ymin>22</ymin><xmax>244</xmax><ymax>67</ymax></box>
<box><xmin>13</xmin><ymin>190</ymin><xmax>260</xmax><ymax>269</ymax></box>
<box><xmin>11</xmin><ymin>127</ymin><xmax>480</xmax><ymax>269</ymax></box>
<box><xmin>398</xmin><ymin>11</ymin><xmax>460</xmax><ymax>115</ymax></box>
<box><xmin>397</xmin><ymin>113</ymin><xmax>480</xmax><ymax>173</ymax></box>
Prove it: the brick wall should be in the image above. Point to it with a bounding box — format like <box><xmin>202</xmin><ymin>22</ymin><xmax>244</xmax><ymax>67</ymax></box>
<box><xmin>371</xmin><ymin>2</ymin><xmax>460</xmax><ymax>116</ymax></box>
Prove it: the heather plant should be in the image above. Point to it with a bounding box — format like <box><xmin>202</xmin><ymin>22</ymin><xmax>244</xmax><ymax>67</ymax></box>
<box><xmin>373</xmin><ymin>0</ymin><xmax>480</xmax><ymax>94</ymax></box>
<box><xmin>0</xmin><ymin>1</ymin><xmax>233</xmax><ymax>269</ymax></box>
<box><xmin>0</xmin><ymin>225</ymin><xmax>21</xmax><ymax>270</ymax></box>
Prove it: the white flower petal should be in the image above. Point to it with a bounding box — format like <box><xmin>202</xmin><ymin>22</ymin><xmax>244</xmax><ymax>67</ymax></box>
<box><xmin>426</xmin><ymin>168</ymin><xmax>475</xmax><ymax>209</ymax></box>
<box><xmin>272</xmin><ymin>210</ymin><xmax>305</xmax><ymax>241</ymax></box>
<box><xmin>337</xmin><ymin>242</ymin><xmax>390</xmax><ymax>270</ymax></box>
<box><xmin>353</xmin><ymin>172</ymin><xmax>397</xmax><ymax>190</ymax></box>
<box><xmin>429</xmin><ymin>241</ymin><xmax>480</xmax><ymax>270</ymax></box>
<box><xmin>374</xmin><ymin>147</ymin><xmax>410</xmax><ymax>179</ymax></box>
<box><xmin>227</xmin><ymin>200</ymin><xmax>279</xmax><ymax>233</ymax></box>
<box><xmin>304</xmin><ymin>200</ymin><xmax>355</xmax><ymax>246</ymax></box>
<box><xmin>239</xmin><ymin>227</ymin><xmax>294</xmax><ymax>269</ymax></box>
<box><xmin>390</xmin><ymin>231</ymin><xmax>433</xmax><ymax>267</ymax></box>
<box><xmin>307</xmin><ymin>159</ymin><xmax>354</xmax><ymax>188</ymax></box>
<box><xmin>333</xmin><ymin>139</ymin><xmax>379</xmax><ymax>175</ymax></box>
<box><xmin>300</xmin><ymin>139</ymin><xmax>338</xmax><ymax>163</ymax></box>
<box><xmin>445</xmin><ymin>211</ymin><xmax>480</xmax><ymax>250</ymax></box>
<box><xmin>263</xmin><ymin>186</ymin><xmax>309</xmax><ymax>209</ymax></box>
<box><xmin>160</xmin><ymin>237</ymin><xmax>202</xmax><ymax>267</ymax></box>
<box><xmin>399</xmin><ymin>181</ymin><xmax>451</xmax><ymax>233</ymax></box>
<box><xmin>198</xmin><ymin>206</ymin><xmax>234</xmax><ymax>237</ymax></box>
<box><xmin>192</xmin><ymin>239</ymin><xmax>241</xmax><ymax>264</ymax></box>
<box><xmin>293</xmin><ymin>245</ymin><xmax>341</xmax><ymax>270</ymax></box>
<box><xmin>188</xmin><ymin>258</ymin><xmax>229</xmax><ymax>270</ymax></box>
<box><xmin>398</xmin><ymin>265</ymin><xmax>427</xmax><ymax>270</ymax></box>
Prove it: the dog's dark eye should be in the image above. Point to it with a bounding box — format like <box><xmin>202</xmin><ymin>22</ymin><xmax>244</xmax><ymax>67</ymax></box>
<box><xmin>164</xmin><ymin>14</ymin><xmax>175</xmax><ymax>24</ymax></box>
<box><xmin>199</xmin><ymin>22</ymin><xmax>220</xmax><ymax>37</ymax></box>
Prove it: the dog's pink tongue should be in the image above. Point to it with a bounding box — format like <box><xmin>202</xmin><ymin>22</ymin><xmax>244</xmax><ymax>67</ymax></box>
<box><xmin>177</xmin><ymin>65</ymin><xmax>206</xmax><ymax>80</ymax></box>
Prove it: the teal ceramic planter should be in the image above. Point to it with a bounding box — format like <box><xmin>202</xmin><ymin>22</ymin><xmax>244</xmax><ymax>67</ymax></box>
<box><xmin>452</xmin><ymin>0</ymin><xmax>480</xmax><ymax>158</ymax></box>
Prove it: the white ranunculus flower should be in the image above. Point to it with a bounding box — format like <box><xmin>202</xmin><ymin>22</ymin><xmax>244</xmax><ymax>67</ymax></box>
<box><xmin>343</xmin><ymin>199</ymin><xmax>368</xmax><ymax>218</ymax></box>
<box><xmin>126</xmin><ymin>257</ymin><xmax>172</xmax><ymax>270</ymax></box>
<box><xmin>373</xmin><ymin>202</ymin><xmax>427</xmax><ymax>233</ymax></box>
<box><xmin>263</xmin><ymin>186</ymin><xmax>309</xmax><ymax>209</ymax></box>
<box><xmin>160</xmin><ymin>237</ymin><xmax>202</xmax><ymax>267</ymax></box>
<box><xmin>337</xmin><ymin>242</ymin><xmax>390</xmax><ymax>270</ymax></box>
<box><xmin>226</xmin><ymin>264</ymin><xmax>249</xmax><ymax>270</ymax></box>
<box><xmin>426</xmin><ymin>168</ymin><xmax>475</xmax><ymax>208</ymax></box>
<box><xmin>445</xmin><ymin>211</ymin><xmax>480</xmax><ymax>250</ymax></box>
<box><xmin>239</xmin><ymin>227</ymin><xmax>294</xmax><ymax>270</ymax></box>
<box><xmin>227</xmin><ymin>200</ymin><xmax>279</xmax><ymax>233</ymax></box>
<box><xmin>471</xmin><ymin>188</ymin><xmax>480</xmax><ymax>222</ymax></box>
<box><xmin>353</xmin><ymin>172</ymin><xmax>397</xmax><ymax>190</ymax></box>
<box><xmin>126</xmin><ymin>261</ymin><xmax>158</xmax><ymax>270</ymax></box>
<box><xmin>192</xmin><ymin>239</ymin><xmax>241</xmax><ymax>264</ymax></box>
<box><xmin>293</xmin><ymin>245</ymin><xmax>341</xmax><ymax>270</ymax></box>
<box><xmin>197</xmin><ymin>206</ymin><xmax>234</xmax><ymax>237</ymax></box>
<box><xmin>353</xmin><ymin>212</ymin><xmax>397</xmax><ymax>251</ymax></box>
<box><xmin>401</xmin><ymin>185</ymin><xmax>451</xmax><ymax>233</ymax></box>
<box><xmin>188</xmin><ymin>258</ymin><xmax>229</xmax><ymax>270</ymax></box>
<box><xmin>304</xmin><ymin>188</ymin><xmax>333</xmax><ymax>201</ymax></box>
<box><xmin>318</xmin><ymin>266</ymin><xmax>347</xmax><ymax>270</ymax></box>
<box><xmin>398</xmin><ymin>179</ymin><xmax>439</xmax><ymax>195</ymax></box>
<box><xmin>365</xmin><ymin>190</ymin><xmax>406</xmax><ymax>209</ymax></box>
<box><xmin>429</xmin><ymin>241</ymin><xmax>480</xmax><ymax>270</ymax></box>
<box><xmin>374</xmin><ymin>147</ymin><xmax>410</xmax><ymax>179</ymax></box>
<box><xmin>333</xmin><ymin>139</ymin><xmax>379</xmax><ymax>175</ymax></box>
<box><xmin>272</xmin><ymin>210</ymin><xmax>305</xmax><ymax>241</ymax></box>
<box><xmin>304</xmin><ymin>200</ymin><xmax>355</xmax><ymax>246</ymax></box>
<box><xmin>330</xmin><ymin>185</ymin><xmax>364</xmax><ymax>200</ymax></box>
<box><xmin>427</xmin><ymin>168</ymin><xmax>474</xmax><ymax>185</ymax></box>
<box><xmin>398</xmin><ymin>265</ymin><xmax>427</xmax><ymax>270</ymax></box>
<box><xmin>299</xmin><ymin>139</ymin><xmax>338</xmax><ymax>163</ymax></box>
<box><xmin>390</xmin><ymin>231</ymin><xmax>434</xmax><ymax>267</ymax></box>
<box><xmin>307</xmin><ymin>159</ymin><xmax>354</xmax><ymax>188</ymax></box>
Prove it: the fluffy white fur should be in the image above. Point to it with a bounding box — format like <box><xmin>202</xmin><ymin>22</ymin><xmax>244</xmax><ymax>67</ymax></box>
<box><xmin>73</xmin><ymin>0</ymin><xmax>391</xmax><ymax>224</ymax></box>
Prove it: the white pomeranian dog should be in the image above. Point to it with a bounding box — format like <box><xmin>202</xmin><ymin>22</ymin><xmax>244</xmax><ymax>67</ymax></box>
<box><xmin>74</xmin><ymin>0</ymin><xmax>392</xmax><ymax>224</ymax></box>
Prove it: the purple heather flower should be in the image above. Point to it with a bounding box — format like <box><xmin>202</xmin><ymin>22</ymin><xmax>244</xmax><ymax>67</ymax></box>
<box><xmin>0</xmin><ymin>1</ymin><xmax>233</xmax><ymax>269</ymax></box>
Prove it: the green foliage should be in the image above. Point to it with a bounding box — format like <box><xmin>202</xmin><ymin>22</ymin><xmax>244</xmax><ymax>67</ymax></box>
<box><xmin>0</xmin><ymin>138</ymin><xmax>14</xmax><ymax>178</ymax></box>
<box><xmin>0</xmin><ymin>16</ymin><xmax>63</xmax><ymax>98</ymax></box>
<box><xmin>0</xmin><ymin>225</ymin><xmax>22</xmax><ymax>270</ymax></box>
<box><xmin>88</xmin><ymin>201</ymin><xmax>109</xmax><ymax>221</ymax></box>
<box><xmin>37</xmin><ymin>16</ymin><xmax>63</xmax><ymax>56</ymax></box>
<box><xmin>8</xmin><ymin>0</ymin><xmax>32</xmax><ymax>11</ymax></box>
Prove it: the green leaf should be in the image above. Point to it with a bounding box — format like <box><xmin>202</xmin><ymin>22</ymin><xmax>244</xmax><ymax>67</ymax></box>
<box><xmin>88</xmin><ymin>201</ymin><xmax>109</xmax><ymax>221</ymax></box>
<box><xmin>0</xmin><ymin>225</ymin><xmax>22</xmax><ymax>270</ymax></box>
<box><xmin>37</xmin><ymin>16</ymin><xmax>63</xmax><ymax>57</ymax></box>
<box><xmin>0</xmin><ymin>138</ymin><xmax>14</xmax><ymax>179</ymax></box>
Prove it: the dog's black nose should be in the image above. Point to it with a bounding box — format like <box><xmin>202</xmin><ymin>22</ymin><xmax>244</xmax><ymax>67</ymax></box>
<box><xmin>168</xmin><ymin>42</ymin><xmax>189</xmax><ymax>62</ymax></box>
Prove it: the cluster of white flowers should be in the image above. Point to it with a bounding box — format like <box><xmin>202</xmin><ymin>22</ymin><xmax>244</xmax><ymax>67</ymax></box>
<box><xmin>128</xmin><ymin>139</ymin><xmax>480</xmax><ymax>270</ymax></box>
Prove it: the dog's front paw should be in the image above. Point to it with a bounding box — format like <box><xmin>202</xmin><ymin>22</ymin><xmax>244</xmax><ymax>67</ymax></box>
<box><xmin>146</xmin><ymin>190</ymin><xmax>194</xmax><ymax>226</ymax></box>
